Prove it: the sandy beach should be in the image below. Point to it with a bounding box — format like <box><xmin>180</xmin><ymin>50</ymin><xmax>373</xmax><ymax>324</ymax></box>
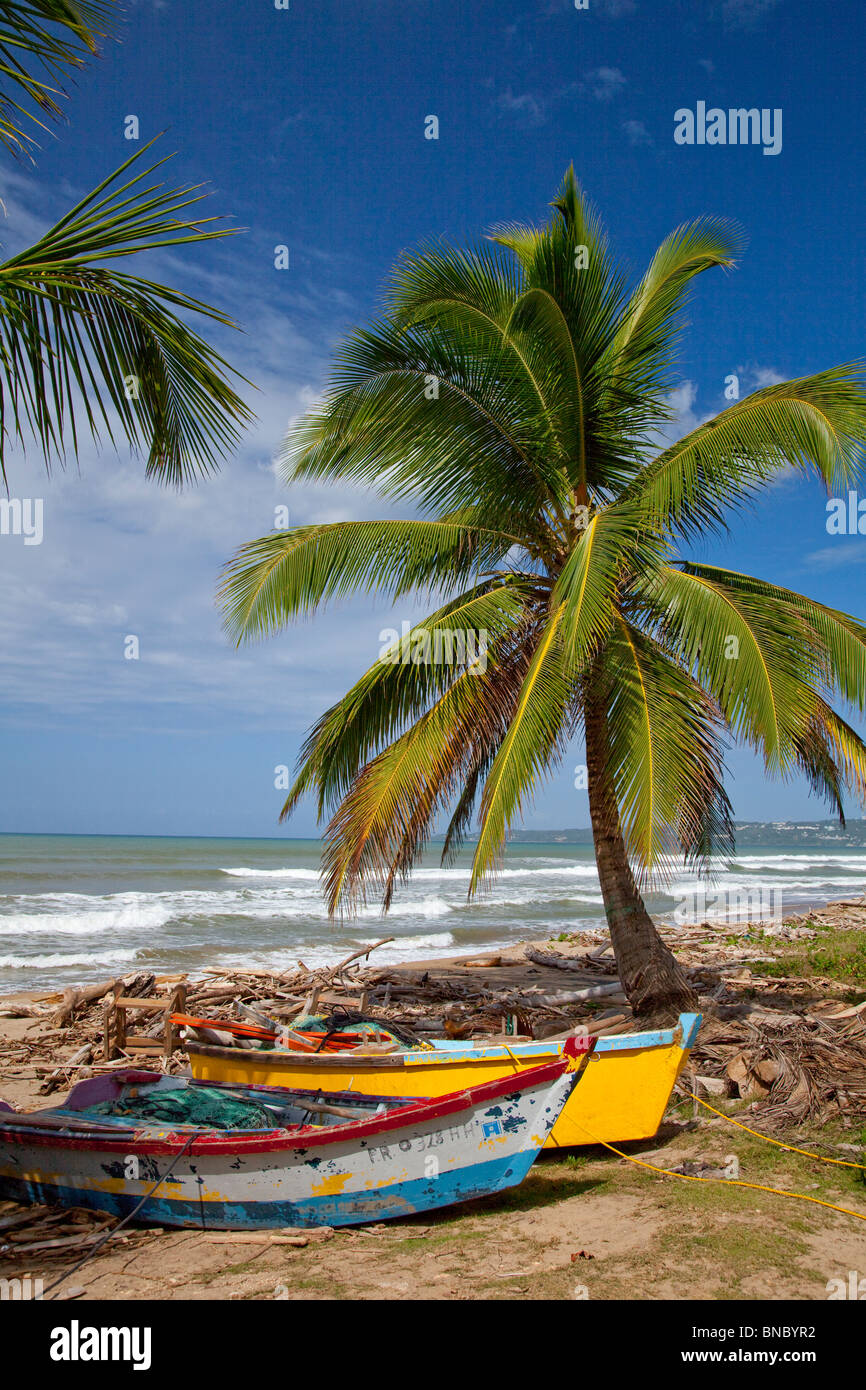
<box><xmin>2</xmin><ymin>899</ymin><xmax>865</xmax><ymax>1301</ymax></box>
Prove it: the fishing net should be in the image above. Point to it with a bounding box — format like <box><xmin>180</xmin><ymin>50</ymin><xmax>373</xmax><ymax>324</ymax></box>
<box><xmin>87</xmin><ymin>1084</ymin><xmax>276</xmax><ymax>1130</ymax></box>
<box><xmin>293</xmin><ymin>1008</ymin><xmax>429</xmax><ymax>1050</ymax></box>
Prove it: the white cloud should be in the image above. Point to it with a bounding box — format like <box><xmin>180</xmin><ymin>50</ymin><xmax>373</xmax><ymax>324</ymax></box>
<box><xmin>719</xmin><ymin>0</ymin><xmax>781</xmax><ymax>28</ymax></box>
<box><xmin>584</xmin><ymin>67</ymin><xmax>627</xmax><ymax>102</ymax></box>
<box><xmin>622</xmin><ymin>119</ymin><xmax>653</xmax><ymax>147</ymax></box>
<box><xmin>748</xmin><ymin>365</ymin><xmax>785</xmax><ymax>389</ymax></box>
<box><xmin>0</xmin><ymin>166</ymin><xmax>408</xmax><ymax>739</ymax></box>
<box><xmin>804</xmin><ymin>542</ymin><xmax>866</xmax><ymax>572</ymax></box>
<box><xmin>726</xmin><ymin>364</ymin><xmax>786</xmax><ymax>398</ymax></box>
<box><xmin>662</xmin><ymin>380</ymin><xmax>705</xmax><ymax>440</ymax></box>
<box><xmin>495</xmin><ymin>88</ymin><xmax>548</xmax><ymax>128</ymax></box>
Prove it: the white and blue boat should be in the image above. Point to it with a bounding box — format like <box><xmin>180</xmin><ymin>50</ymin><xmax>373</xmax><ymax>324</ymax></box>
<box><xmin>0</xmin><ymin>1038</ymin><xmax>593</xmax><ymax>1230</ymax></box>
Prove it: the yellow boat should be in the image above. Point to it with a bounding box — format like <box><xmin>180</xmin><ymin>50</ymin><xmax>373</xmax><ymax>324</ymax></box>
<box><xmin>185</xmin><ymin>1012</ymin><xmax>701</xmax><ymax>1149</ymax></box>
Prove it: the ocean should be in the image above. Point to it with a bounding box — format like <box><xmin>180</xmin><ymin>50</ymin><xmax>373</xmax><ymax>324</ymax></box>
<box><xmin>0</xmin><ymin>833</ymin><xmax>864</xmax><ymax>994</ymax></box>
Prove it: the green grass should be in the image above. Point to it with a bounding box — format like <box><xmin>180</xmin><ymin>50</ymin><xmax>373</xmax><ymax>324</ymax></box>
<box><xmin>750</xmin><ymin>930</ymin><xmax>866</xmax><ymax>987</ymax></box>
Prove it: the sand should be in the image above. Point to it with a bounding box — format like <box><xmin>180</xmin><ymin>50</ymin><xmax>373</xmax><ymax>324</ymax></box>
<box><xmin>2</xmin><ymin>906</ymin><xmax>866</xmax><ymax>1301</ymax></box>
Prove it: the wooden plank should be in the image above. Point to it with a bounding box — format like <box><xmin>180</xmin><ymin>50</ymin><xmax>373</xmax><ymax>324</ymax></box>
<box><xmin>114</xmin><ymin>996</ymin><xmax>170</xmax><ymax>1013</ymax></box>
<box><xmin>164</xmin><ymin>984</ymin><xmax>187</xmax><ymax>1057</ymax></box>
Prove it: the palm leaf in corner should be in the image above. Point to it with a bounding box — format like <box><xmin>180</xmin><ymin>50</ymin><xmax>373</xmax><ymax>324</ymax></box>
<box><xmin>0</xmin><ymin>140</ymin><xmax>254</xmax><ymax>485</ymax></box>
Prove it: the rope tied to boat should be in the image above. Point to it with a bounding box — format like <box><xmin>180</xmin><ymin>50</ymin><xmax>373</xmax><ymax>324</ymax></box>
<box><xmin>569</xmin><ymin>1117</ymin><xmax>866</xmax><ymax>1223</ymax></box>
<box><xmin>42</xmin><ymin>1128</ymin><xmax>199</xmax><ymax>1300</ymax></box>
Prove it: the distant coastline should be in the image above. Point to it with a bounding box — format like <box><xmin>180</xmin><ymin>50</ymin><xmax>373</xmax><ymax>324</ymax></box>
<box><xmin>445</xmin><ymin>819</ymin><xmax>866</xmax><ymax>849</ymax></box>
<box><xmin>2</xmin><ymin>818</ymin><xmax>865</xmax><ymax>848</ymax></box>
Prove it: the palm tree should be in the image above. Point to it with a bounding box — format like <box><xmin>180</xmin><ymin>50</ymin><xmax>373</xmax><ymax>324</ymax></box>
<box><xmin>221</xmin><ymin>169</ymin><xmax>866</xmax><ymax>1019</ymax></box>
<box><xmin>0</xmin><ymin>3</ymin><xmax>252</xmax><ymax>484</ymax></box>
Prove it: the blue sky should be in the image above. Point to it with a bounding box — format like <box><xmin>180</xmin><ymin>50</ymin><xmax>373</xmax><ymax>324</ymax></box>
<box><xmin>0</xmin><ymin>0</ymin><xmax>865</xmax><ymax>837</ymax></box>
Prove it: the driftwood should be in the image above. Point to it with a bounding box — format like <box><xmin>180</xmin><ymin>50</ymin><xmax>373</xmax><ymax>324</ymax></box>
<box><xmin>39</xmin><ymin>1043</ymin><xmax>93</xmax><ymax>1094</ymax></box>
<box><xmin>541</xmin><ymin>1010</ymin><xmax>634</xmax><ymax>1041</ymax></box>
<box><xmin>523</xmin><ymin>981</ymin><xmax>625</xmax><ymax>1006</ymax></box>
<box><xmin>5</xmin><ymin>1229</ymin><xmax>124</xmax><ymax>1256</ymax></box>
<box><xmin>327</xmin><ymin>938</ymin><xmax>394</xmax><ymax>976</ymax></box>
<box><xmin>525</xmin><ymin>947</ymin><xmax>597</xmax><ymax>973</ymax></box>
<box><xmin>52</xmin><ymin>978</ymin><xmax>122</xmax><ymax>1028</ymax></box>
<box><xmin>589</xmin><ymin>940</ymin><xmax>615</xmax><ymax>960</ymax></box>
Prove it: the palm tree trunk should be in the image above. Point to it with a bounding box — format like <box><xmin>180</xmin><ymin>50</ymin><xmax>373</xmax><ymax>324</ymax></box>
<box><xmin>584</xmin><ymin>688</ymin><xmax>698</xmax><ymax>1020</ymax></box>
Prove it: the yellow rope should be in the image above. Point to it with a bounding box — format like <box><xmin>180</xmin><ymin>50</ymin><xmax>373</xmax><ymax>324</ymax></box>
<box><xmin>570</xmin><ymin>1123</ymin><xmax>866</xmax><ymax>1223</ymax></box>
<box><xmin>687</xmin><ymin>1091</ymin><xmax>866</xmax><ymax>1171</ymax></box>
<box><xmin>503</xmin><ymin>1046</ymin><xmax>523</xmax><ymax>1073</ymax></box>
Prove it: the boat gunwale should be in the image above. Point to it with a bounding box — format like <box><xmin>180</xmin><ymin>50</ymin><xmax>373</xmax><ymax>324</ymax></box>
<box><xmin>184</xmin><ymin>1012</ymin><xmax>701</xmax><ymax>1070</ymax></box>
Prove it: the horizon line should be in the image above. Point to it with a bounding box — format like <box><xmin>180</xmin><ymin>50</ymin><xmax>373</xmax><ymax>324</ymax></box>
<box><xmin>0</xmin><ymin>817</ymin><xmax>863</xmax><ymax>844</ymax></box>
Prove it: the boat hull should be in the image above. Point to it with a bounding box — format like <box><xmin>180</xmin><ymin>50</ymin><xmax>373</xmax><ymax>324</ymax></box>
<box><xmin>186</xmin><ymin>1013</ymin><xmax>701</xmax><ymax>1148</ymax></box>
<box><xmin>0</xmin><ymin>1062</ymin><xmax>579</xmax><ymax>1230</ymax></box>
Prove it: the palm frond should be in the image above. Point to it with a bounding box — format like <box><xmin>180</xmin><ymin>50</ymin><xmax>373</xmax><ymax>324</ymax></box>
<box><xmin>0</xmin><ymin>141</ymin><xmax>253</xmax><ymax>485</ymax></box>
<box><xmin>678</xmin><ymin>562</ymin><xmax>866</xmax><ymax>713</ymax></box>
<box><xmin>491</xmin><ymin>167</ymin><xmax>637</xmax><ymax>495</ymax></box>
<box><xmin>624</xmin><ymin>367</ymin><xmax>866</xmax><ymax>539</ymax></box>
<box><xmin>388</xmin><ymin>240</ymin><xmax>583</xmax><ymax>486</ymax></box>
<box><xmin>640</xmin><ymin>565</ymin><xmax>820</xmax><ymax>770</ymax></box>
<box><xmin>599</xmin><ymin>618</ymin><xmax>734</xmax><ymax>879</ymax></box>
<box><xmin>220</xmin><ymin>520</ymin><xmax>519</xmax><ymax>644</ymax></box>
<box><xmin>792</xmin><ymin>699</ymin><xmax>866</xmax><ymax>821</ymax></box>
<box><xmin>0</xmin><ymin>1</ymin><xmax>116</xmax><ymax>157</ymax></box>
<box><xmin>606</xmin><ymin>216</ymin><xmax>743</xmax><ymax>397</ymax></box>
<box><xmin>283</xmin><ymin>314</ymin><xmax>571</xmax><ymax>525</ymax></box>
<box><xmin>553</xmin><ymin>502</ymin><xmax>666</xmax><ymax>657</ymax></box>
<box><xmin>278</xmin><ymin>582</ymin><xmax>532</xmax><ymax>820</ymax></box>
<box><xmin>469</xmin><ymin>604</ymin><xmax>575</xmax><ymax>894</ymax></box>
<box><xmin>322</xmin><ymin>650</ymin><xmax>525</xmax><ymax>917</ymax></box>
<box><xmin>814</xmin><ymin>702</ymin><xmax>866</xmax><ymax>805</ymax></box>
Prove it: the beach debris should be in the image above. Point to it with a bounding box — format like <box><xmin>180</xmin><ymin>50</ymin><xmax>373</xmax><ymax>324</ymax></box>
<box><xmin>39</xmin><ymin>1044</ymin><xmax>93</xmax><ymax>1095</ymax></box>
<box><xmin>0</xmin><ymin>1202</ymin><xmax>121</xmax><ymax>1259</ymax></box>
<box><xmin>692</xmin><ymin>1075</ymin><xmax>731</xmax><ymax>1098</ymax></box>
<box><xmin>689</xmin><ymin>1008</ymin><xmax>866</xmax><ymax>1129</ymax></box>
<box><xmin>201</xmin><ymin>1233</ymin><xmax>310</xmax><ymax>1247</ymax></box>
<box><xmin>662</xmin><ymin>1154</ymin><xmax>741</xmax><ymax>1180</ymax></box>
<box><xmin>525</xmin><ymin>946</ymin><xmax>617</xmax><ymax>975</ymax></box>
<box><xmin>4</xmin><ymin>898</ymin><xmax>866</xmax><ymax>1145</ymax></box>
<box><xmin>52</xmin><ymin>978</ymin><xmax>123</xmax><ymax>1029</ymax></box>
